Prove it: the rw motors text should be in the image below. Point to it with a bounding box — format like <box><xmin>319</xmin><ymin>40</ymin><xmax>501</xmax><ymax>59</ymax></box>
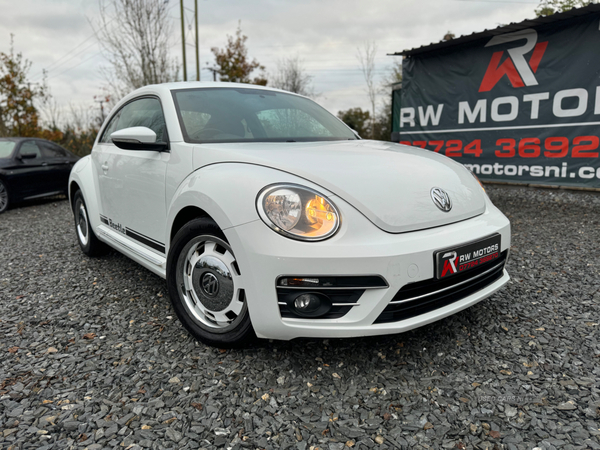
<box><xmin>400</xmin><ymin>87</ymin><xmax>600</xmax><ymax>127</ymax></box>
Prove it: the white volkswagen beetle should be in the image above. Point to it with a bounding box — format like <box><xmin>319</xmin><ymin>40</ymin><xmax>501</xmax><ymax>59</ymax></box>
<box><xmin>69</xmin><ymin>82</ymin><xmax>510</xmax><ymax>347</ymax></box>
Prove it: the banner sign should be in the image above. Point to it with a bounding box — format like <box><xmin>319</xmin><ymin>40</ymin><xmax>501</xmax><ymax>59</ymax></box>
<box><xmin>393</xmin><ymin>15</ymin><xmax>600</xmax><ymax>188</ymax></box>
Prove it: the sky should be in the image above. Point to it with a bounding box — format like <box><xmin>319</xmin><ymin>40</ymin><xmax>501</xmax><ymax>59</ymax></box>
<box><xmin>0</xmin><ymin>0</ymin><xmax>539</xmax><ymax>125</ymax></box>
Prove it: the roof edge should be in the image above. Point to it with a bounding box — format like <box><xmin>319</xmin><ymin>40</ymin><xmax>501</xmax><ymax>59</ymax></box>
<box><xmin>392</xmin><ymin>3</ymin><xmax>600</xmax><ymax>57</ymax></box>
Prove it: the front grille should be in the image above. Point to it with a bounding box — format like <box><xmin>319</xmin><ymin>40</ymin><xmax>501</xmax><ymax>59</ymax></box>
<box><xmin>374</xmin><ymin>250</ymin><xmax>508</xmax><ymax>324</ymax></box>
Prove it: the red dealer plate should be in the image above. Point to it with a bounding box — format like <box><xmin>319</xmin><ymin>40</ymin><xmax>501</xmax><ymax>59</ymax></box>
<box><xmin>435</xmin><ymin>234</ymin><xmax>501</xmax><ymax>279</ymax></box>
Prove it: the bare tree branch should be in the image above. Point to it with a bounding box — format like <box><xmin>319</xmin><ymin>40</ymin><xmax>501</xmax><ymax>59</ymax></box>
<box><xmin>357</xmin><ymin>41</ymin><xmax>378</xmax><ymax>139</ymax></box>
<box><xmin>270</xmin><ymin>56</ymin><xmax>315</xmax><ymax>97</ymax></box>
<box><xmin>93</xmin><ymin>0</ymin><xmax>179</xmax><ymax>100</ymax></box>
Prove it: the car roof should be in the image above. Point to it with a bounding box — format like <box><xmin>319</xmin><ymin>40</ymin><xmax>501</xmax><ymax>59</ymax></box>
<box><xmin>127</xmin><ymin>81</ymin><xmax>302</xmax><ymax>99</ymax></box>
<box><xmin>0</xmin><ymin>137</ymin><xmax>76</xmax><ymax>157</ymax></box>
<box><xmin>0</xmin><ymin>137</ymin><xmax>60</xmax><ymax>143</ymax></box>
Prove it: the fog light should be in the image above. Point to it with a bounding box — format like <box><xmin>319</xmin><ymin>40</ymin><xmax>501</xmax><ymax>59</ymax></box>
<box><xmin>294</xmin><ymin>293</ymin><xmax>321</xmax><ymax>312</ymax></box>
<box><xmin>288</xmin><ymin>292</ymin><xmax>332</xmax><ymax>318</ymax></box>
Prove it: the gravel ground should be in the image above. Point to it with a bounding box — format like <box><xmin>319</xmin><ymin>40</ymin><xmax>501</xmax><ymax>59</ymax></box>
<box><xmin>0</xmin><ymin>186</ymin><xmax>599</xmax><ymax>450</ymax></box>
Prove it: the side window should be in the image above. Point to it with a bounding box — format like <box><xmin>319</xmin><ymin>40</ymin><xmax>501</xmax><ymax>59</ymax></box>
<box><xmin>0</xmin><ymin>141</ymin><xmax>16</xmax><ymax>158</ymax></box>
<box><xmin>18</xmin><ymin>141</ymin><xmax>42</xmax><ymax>159</ymax></box>
<box><xmin>100</xmin><ymin>97</ymin><xmax>167</xmax><ymax>144</ymax></box>
<box><xmin>40</xmin><ymin>142</ymin><xmax>67</xmax><ymax>158</ymax></box>
<box><xmin>100</xmin><ymin>110</ymin><xmax>122</xmax><ymax>143</ymax></box>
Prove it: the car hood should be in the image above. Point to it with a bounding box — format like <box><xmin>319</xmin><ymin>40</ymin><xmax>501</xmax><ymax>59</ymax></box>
<box><xmin>192</xmin><ymin>140</ymin><xmax>486</xmax><ymax>233</ymax></box>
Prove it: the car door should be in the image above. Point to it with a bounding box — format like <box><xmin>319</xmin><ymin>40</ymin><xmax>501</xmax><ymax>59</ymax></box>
<box><xmin>12</xmin><ymin>140</ymin><xmax>51</xmax><ymax>198</ymax></box>
<box><xmin>39</xmin><ymin>141</ymin><xmax>74</xmax><ymax>194</ymax></box>
<box><xmin>94</xmin><ymin>96</ymin><xmax>170</xmax><ymax>254</ymax></box>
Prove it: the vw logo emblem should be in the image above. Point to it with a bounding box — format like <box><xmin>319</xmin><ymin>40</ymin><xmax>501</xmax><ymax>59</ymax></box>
<box><xmin>431</xmin><ymin>187</ymin><xmax>452</xmax><ymax>212</ymax></box>
<box><xmin>201</xmin><ymin>272</ymin><xmax>219</xmax><ymax>297</ymax></box>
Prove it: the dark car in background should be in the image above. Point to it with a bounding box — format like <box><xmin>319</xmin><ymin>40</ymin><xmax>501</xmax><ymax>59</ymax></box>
<box><xmin>0</xmin><ymin>137</ymin><xmax>79</xmax><ymax>213</ymax></box>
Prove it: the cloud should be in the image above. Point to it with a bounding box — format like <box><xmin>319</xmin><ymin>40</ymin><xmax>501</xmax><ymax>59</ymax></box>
<box><xmin>0</xmin><ymin>0</ymin><xmax>536</xmax><ymax>123</ymax></box>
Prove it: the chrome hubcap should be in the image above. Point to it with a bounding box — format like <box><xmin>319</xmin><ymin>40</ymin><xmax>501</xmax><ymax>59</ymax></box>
<box><xmin>76</xmin><ymin>202</ymin><xmax>89</xmax><ymax>246</ymax></box>
<box><xmin>177</xmin><ymin>236</ymin><xmax>246</xmax><ymax>330</ymax></box>
<box><xmin>201</xmin><ymin>272</ymin><xmax>220</xmax><ymax>297</ymax></box>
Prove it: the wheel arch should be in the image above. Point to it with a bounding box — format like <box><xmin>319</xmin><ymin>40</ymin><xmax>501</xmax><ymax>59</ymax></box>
<box><xmin>170</xmin><ymin>206</ymin><xmax>215</xmax><ymax>243</ymax></box>
<box><xmin>68</xmin><ymin>155</ymin><xmax>101</xmax><ymax>233</ymax></box>
<box><xmin>0</xmin><ymin>173</ymin><xmax>10</xmax><ymax>191</ymax></box>
<box><xmin>165</xmin><ymin>162</ymin><xmax>336</xmax><ymax>254</ymax></box>
<box><xmin>0</xmin><ymin>173</ymin><xmax>10</xmax><ymax>211</ymax></box>
<box><xmin>69</xmin><ymin>180</ymin><xmax>81</xmax><ymax>210</ymax></box>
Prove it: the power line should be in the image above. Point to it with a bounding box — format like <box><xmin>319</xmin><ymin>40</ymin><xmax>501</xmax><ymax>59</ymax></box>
<box><xmin>35</xmin><ymin>34</ymin><xmax>98</xmax><ymax>76</ymax></box>
<box><xmin>34</xmin><ymin>0</ymin><xmax>180</xmax><ymax>83</ymax></box>
<box><xmin>454</xmin><ymin>0</ymin><xmax>538</xmax><ymax>3</ymax></box>
<box><xmin>46</xmin><ymin>51</ymin><xmax>103</xmax><ymax>81</ymax></box>
<box><xmin>32</xmin><ymin>41</ymin><xmax>100</xmax><ymax>83</ymax></box>
<box><xmin>30</xmin><ymin>0</ymin><xmax>119</xmax><ymax>81</ymax></box>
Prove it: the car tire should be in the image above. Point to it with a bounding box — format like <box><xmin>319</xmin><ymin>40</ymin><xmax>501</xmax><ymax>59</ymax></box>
<box><xmin>167</xmin><ymin>218</ymin><xmax>255</xmax><ymax>348</ymax></box>
<box><xmin>73</xmin><ymin>190</ymin><xmax>109</xmax><ymax>256</ymax></box>
<box><xmin>0</xmin><ymin>179</ymin><xmax>9</xmax><ymax>213</ymax></box>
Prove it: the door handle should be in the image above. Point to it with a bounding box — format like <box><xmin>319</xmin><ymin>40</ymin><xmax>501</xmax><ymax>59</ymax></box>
<box><xmin>101</xmin><ymin>164</ymin><xmax>109</xmax><ymax>172</ymax></box>
<box><xmin>42</xmin><ymin>162</ymin><xmax>48</xmax><ymax>166</ymax></box>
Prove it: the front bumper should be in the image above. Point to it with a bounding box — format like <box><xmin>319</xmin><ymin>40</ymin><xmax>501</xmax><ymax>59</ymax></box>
<box><xmin>224</xmin><ymin>195</ymin><xmax>510</xmax><ymax>340</ymax></box>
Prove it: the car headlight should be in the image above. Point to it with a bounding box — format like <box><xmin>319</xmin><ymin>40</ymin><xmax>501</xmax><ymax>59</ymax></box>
<box><xmin>470</xmin><ymin>170</ymin><xmax>485</xmax><ymax>191</ymax></box>
<box><xmin>256</xmin><ymin>184</ymin><xmax>341</xmax><ymax>241</ymax></box>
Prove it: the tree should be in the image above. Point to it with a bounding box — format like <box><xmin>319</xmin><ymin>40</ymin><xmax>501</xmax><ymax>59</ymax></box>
<box><xmin>357</xmin><ymin>42</ymin><xmax>378</xmax><ymax>139</ymax></box>
<box><xmin>94</xmin><ymin>0</ymin><xmax>179</xmax><ymax>98</ymax></box>
<box><xmin>535</xmin><ymin>0</ymin><xmax>592</xmax><ymax>16</ymax></box>
<box><xmin>0</xmin><ymin>36</ymin><xmax>49</xmax><ymax>137</ymax></box>
<box><xmin>211</xmin><ymin>23</ymin><xmax>267</xmax><ymax>86</ymax></box>
<box><xmin>374</xmin><ymin>59</ymin><xmax>403</xmax><ymax>141</ymax></box>
<box><xmin>443</xmin><ymin>31</ymin><xmax>456</xmax><ymax>41</ymax></box>
<box><xmin>382</xmin><ymin>59</ymin><xmax>402</xmax><ymax>89</ymax></box>
<box><xmin>338</xmin><ymin>58</ymin><xmax>402</xmax><ymax>142</ymax></box>
<box><xmin>337</xmin><ymin>107</ymin><xmax>370</xmax><ymax>137</ymax></box>
<box><xmin>270</xmin><ymin>56</ymin><xmax>314</xmax><ymax>97</ymax></box>
<box><xmin>0</xmin><ymin>37</ymin><xmax>101</xmax><ymax>156</ymax></box>
<box><xmin>57</xmin><ymin>103</ymin><xmax>100</xmax><ymax>157</ymax></box>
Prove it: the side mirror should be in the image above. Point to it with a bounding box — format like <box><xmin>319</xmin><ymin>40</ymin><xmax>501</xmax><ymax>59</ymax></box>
<box><xmin>110</xmin><ymin>126</ymin><xmax>168</xmax><ymax>151</ymax></box>
<box><xmin>19</xmin><ymin>153</ymin><xmax>37</xmax><ymax>160</ymax></box>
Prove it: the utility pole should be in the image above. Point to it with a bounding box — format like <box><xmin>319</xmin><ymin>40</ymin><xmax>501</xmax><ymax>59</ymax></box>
<box><xmin>195</xmin><ymin>0</ymin><xmax>200</xmax><ymax>81</ymax></box>
<box><xmin>94</xmin><ymin>96</ymin><xmax>106</xmax><ymax>123</ymax></box>
<box><xmin>207</xmin><ymin>67</ymin><xmax>218</xmax><ymax>81</ymax></box>
<box><xmin>180</xmin><ymin>0</ymin><xmax>187</xmax><ymax>81</ymax></box>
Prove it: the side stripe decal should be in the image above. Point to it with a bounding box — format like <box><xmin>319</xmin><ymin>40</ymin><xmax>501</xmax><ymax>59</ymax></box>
<box><xmin>125</xmin><ymin>228</ymin><xmax>166</xmax><ymax>254</ymax></box>
<box><xmin>99</xmin><ymin>214</ymin><xmax>165</xmax><ymax>254</ymax></box>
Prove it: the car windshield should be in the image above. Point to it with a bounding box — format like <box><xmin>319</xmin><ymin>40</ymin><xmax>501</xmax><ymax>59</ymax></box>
<box><xmin>0</xmin><ymin>141</ymin><xmax>16</xmax><ymax>158</ymax></box>
<box><xmin>172</xmin><ymin>87</ymin><xmax>357</xmax><ymax>143</ymax></box>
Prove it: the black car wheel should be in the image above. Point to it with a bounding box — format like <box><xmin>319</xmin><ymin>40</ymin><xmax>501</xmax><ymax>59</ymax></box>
<box><xmin>73</xmin><ymin>190</ymin><xmax>109</xmax><ymax>256</ymax></box>
<box><xmin>0</xmin><ymin>179</ymin><xmax>9</xmax><ymax>213</ymax></box>
<box><xmin>167</xmin><ymin>218</ymin><xmax>255</xmax><ymax>348</ymax></box>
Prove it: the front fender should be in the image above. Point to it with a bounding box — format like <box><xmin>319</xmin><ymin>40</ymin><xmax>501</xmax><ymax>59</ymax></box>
<box><xmin>68</xmin><ymin>156</ymin><xmax>101</xmax><ymax>230</ymax></box>
<box><xmin>166</xmin><ymin>162</ymin><xmax>334</xmax><ymax>252</ymax></box>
